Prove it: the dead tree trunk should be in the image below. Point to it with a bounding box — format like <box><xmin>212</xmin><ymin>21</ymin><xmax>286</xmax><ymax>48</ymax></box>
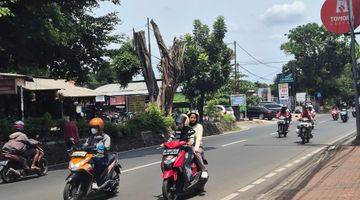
<box><xmin>133</xmin><ymin>30</ymin><xmax>159</xmax><ymax>102</ymax></box>
<box><xmin>151</xmin><ymin>20</ymin><xmax>185</xmax><ymax>116</ymax></box>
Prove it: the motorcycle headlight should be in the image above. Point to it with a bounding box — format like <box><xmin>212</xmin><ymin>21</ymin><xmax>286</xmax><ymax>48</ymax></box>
<box><xmin>69</xmin><ymin>162</ymin><xmax>78</xmax><ymax>171</ymax></box>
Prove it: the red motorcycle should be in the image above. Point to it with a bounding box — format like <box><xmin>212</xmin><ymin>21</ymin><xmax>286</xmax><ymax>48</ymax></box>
<box><xmin>331</xmin><ymin>109</ymin><xmax>339</xmax><ymax>121</ymax></box>
<box><xmin>161</xmin><ymin>131</ymin><xmax>209</xmax><ymax>200</ymax></box>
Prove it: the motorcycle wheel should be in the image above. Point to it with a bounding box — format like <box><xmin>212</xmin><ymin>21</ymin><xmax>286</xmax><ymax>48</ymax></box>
<box><xmin>63</xmin><ymin>182</ymin><xmax>83</xmax><ymax>200</ymax></box>
<box><xmin>37</xmin><ymin>159</ymin><xmax>48</xmax><ymax>176</ymax></box>
<box><xmin>106</xmin><ymin>171</ymin><xmax>120</xmax><ymax>196</ymax></box>
<box><xmin>1</xmin><ymin>166</ymin><xmax>17</xmax><ymax>183</ymax></box>
<box><xmin>162</xmin><ymin>179</ymin><xmax>178</xmax><ymax>200</ymax></box>
<box><xmin>278</xmin><ymin>125</ymin><xmax>282</xmax><ymax>138</ymax></box>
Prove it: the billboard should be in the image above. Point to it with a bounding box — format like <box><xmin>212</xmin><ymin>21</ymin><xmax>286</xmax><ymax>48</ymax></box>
<box><xmin>230</xmin><ymin>94</ymin><xmax>246</xmax><ymax>106</ymax></box>
<box><xmin>278</xmin><ymin>83</ymin><xmax>289</xmax><ymax>100</ymax></box>
<box><xmin>257</xmin><ymin>88</ymin><xmax>271</xmax><ymax>101</ymax></box>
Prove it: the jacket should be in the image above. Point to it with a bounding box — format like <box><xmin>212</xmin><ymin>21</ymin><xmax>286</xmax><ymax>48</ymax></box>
<box><xmin>189</xmin><ymin>123</ymin><xmax>203</xmax><ymax>151</ymax></box>
<box><xmin>2</xmin><ymin>132</ymin><xmax>38</xmax><ymax>153</ymax></box>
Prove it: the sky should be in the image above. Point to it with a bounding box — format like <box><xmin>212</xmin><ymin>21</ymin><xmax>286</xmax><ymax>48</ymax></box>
<box><xmin>94</xmin><ymin>0</ymin><xmax>325</xmax><ymax>84</ymax></box>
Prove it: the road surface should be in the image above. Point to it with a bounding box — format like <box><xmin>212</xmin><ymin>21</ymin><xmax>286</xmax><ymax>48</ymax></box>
<box><xmin>0</xmin><ymin>114</ymin><xmax>355</xmax><ymax>200</ymax></box>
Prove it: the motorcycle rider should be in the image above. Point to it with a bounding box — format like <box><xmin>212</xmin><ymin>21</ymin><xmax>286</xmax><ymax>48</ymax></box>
<box><xmin>300</xmin><ymin>105</ymin><xmax>314</xmax><ymax>130</ymax></box>
<box><xmin>308</xmin><ymin>105</ymin><xmax>316</xmax><ymax>119</ymax></box>
<box><xmin>172</xmin><ymin>114</ymin><xmax>195</xmax><ymax>185</ymax></box>
<box><xmin>83</xmin><ymin>117</ymin><xmax>111</xmax><ymax>189</ymax></box>
<box><xmin>187</xmin><ymin>110</ymin><xmax>207</xmax><ymax>172</ymax></box>
<box><xmin>276</xmin><ymin>106</ymin><xmax>291</xmax><ymax>132</ymax></box>
<box><xmin>2</xmin><ymin>121</ymin><xmax>42</xmax><ymax>170</ymax></box>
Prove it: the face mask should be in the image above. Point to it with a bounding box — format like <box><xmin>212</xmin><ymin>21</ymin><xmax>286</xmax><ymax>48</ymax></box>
<box><xmin>91</xmin><ymin>128</ymin><xmax>98</xmax><ymax>135</ymax></box>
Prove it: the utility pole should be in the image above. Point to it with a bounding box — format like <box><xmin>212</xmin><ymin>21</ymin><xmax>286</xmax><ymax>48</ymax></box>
<box><xmin>147</xmin><ymin>18</ymin><xmax>152</xmax><ymax>71</ymax></box>
<box><xmin>234</xmin><ymin>41</ymin><xmax>238</xmax><ymax>92</ymax></box>
<box><xmin>347</xmin><ymin>0</ymin><xmax>360</xmax><ymax>142</ymax></box>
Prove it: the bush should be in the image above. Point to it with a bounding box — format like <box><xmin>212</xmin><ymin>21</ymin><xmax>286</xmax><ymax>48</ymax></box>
<box><xmin>221</xmin><ymin>114</ymin><xmax>236</xmax><ymax>124</ymax></box>
<box><xmin>0</xmin><ymin>118</ymin><xmax>12</xmax><ymax>141</ymax></box>
<box><xmin>25</xmin><ymin>112</ymin><xmax>55</xmax><ymax>139</ymax></box>
<box><xmin>77</xmin><ymin>118</ymin><xmax>89</xmax><ymax>138</ymax></box>
<box><xmin>127</xmin><ymin>103</ymin><xmax>174</xmax><ymax>135</ymax></box>
<box><xmin>204</xmin><ymin>99</ymin><xmax>222</xmax><ymax>121</ymax></box>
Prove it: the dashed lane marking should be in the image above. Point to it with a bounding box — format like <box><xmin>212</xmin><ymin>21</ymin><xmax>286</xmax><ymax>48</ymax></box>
<box><xmin>221</xmin><ymin>140</ymin><xmax>247</xmax><ymax>147</ymax></box>
<box><xmin>238</xmin><ymin>185</ymin><xmax>255</xmax><ymax>192</ymax></box>
<box><xmin>220</xmin><ymin>193</ymin><xmax>239</xmax><ymax>200</ymax></box>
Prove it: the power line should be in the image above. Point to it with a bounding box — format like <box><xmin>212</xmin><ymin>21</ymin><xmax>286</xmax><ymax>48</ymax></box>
<box><xmin>238</xmin><ymin>64</ymin><xmax>271</xmax><ymax>81</ymax></box>
<box><xmin>236</xmin><ymin>42</ymin><xmax>280</xmax><ymax>69</ymax></box>
<box><xmin>240</xmin><ymin>61</ymin><xmax>288</xmax><ymax>66</ymax></box>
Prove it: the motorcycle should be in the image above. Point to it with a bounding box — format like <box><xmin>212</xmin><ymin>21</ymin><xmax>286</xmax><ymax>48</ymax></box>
<box><xmin>340</xmin><ymin>109</ymin><xmax>348</xmax><ymax>123</ymax></box>
<box><xmin>0</xmin><ymin>145</ymin><xmax>48</xmax><ymax>183</ymax></box>
<box><xmin>277</xmin><ymin>116</ymin><xmax>288</xmax><ymax>138</ymax></box>
<box><xmin>296</xmin><ymin>118</ymin><xmax>312</xmax><ymax>144</ymax></box>
<box><xmin>161</xmin><ymin>130</ymin><xmax>209</xmax><ymax>200</ymax></box>
<box><xmin>331</xmin><ymin>109</ymin><xmax>339</xmax><ymax>121</ymax></box>
<box><xmin>63</xmin><ymin>146</ymin><xmax>121</xmax><ymax>200</ymax></box>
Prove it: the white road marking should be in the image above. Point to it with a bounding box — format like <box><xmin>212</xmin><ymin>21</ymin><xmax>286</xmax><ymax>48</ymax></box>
<box><xmin>270</xmin><ymin>132</ymin><xmax>277</xmax><ymax>135</ymax></box>
<box><xmin>264</xmin><ymin>172</ymin><xmax>277</xmax><ymax>178</ymax></box>
<box><xmin>238</xmin><ymin>185</ymin><xmax>255</xmax><ymax>192</ymax></box>
<box><xmin>275</xmin><ymin>167</ymin><xmax>286</xmax><ymax>172</ymax></box>
<box><xmin>221</xmin><ymin>140</ymin><xmax>247</xmax><ymax>147</ymax></box>
<box><xmin>220</xmin><ymin>193</ymin><xmax>239</xmax><ymax>200</ymax></box>
<box><xmin>252</xmin><ymin>178</ymin><xmax>266</xmax><ymax>185</ymax></box>
<box><xmin>122</xmin><ymin>161</ymin><xmax>161</xmax><ymax>173</ymax></box>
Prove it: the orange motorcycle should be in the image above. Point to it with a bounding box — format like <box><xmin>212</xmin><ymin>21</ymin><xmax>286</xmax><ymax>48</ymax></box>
<box><xmin>63</xmin><ymin>147</ymin><xmax>121</xmax><ymax>200</ymax></box>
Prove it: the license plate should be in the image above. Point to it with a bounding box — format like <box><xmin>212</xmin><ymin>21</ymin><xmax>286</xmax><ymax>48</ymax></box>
<box><xmin>71</xmin><ymin>151</ymin><xmax>87</xmax><ymax>157</ymax></box>
<box><xmin>163</xmin><ymin>149</ymin><xmax>179</xmax><ymax>155</ymax></box>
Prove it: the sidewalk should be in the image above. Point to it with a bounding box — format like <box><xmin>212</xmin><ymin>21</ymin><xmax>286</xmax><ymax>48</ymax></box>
<box><xmin>293</xmin><ymin>145</ymin><xmax>360</xmax><ymax>200</ymax></box>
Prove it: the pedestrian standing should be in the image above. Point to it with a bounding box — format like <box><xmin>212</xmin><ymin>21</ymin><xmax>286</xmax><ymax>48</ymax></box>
<box><xmin>63</xmin><ymin>115</ymin><xmax>79</xmax><ymax>152</ymax></box>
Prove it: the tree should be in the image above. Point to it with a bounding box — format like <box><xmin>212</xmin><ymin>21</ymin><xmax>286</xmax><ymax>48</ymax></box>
<box><xmin>0</xmin><ymin>0</ymin><xmax>120</xmax><ymax>83</ymax></box>
<box><xmin>181</xmin><ymin>16</ymin><xmax>233</xmax><ymax>121</ymax></box>
<box><xmin>151</xmin><ymin>20</ymin><xmax>185</xmax><ymax>116</ymax></box>
<box><xmin>111</xmin><ymin>40</ymin><xmax>141</xmax><ymax>87</ymax></box>
<box><xmin>281</xmin><ymin>23</ymin><xmax>351</xmax><ymax>99</ymax></box>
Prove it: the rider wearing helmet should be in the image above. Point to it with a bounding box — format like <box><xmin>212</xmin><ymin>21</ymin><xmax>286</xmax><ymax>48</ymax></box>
<box><xmin>2</xmin><ymin>121</ymin><xmax>42</xmax><ymax>170</ymax></box>
<box><xmin>83</xmin><ymin>117</ymin><xmax>111</xmax><ymax>188</ymax></box>
<box><xmin>276</xmin><ymin>106</ymin><xmax>291</xmax><ymax>132</ymax></box>
<box><xmin>187</xmin><ymin>110</ymin><xmax>207</xmax><ymax>171</ymax></box>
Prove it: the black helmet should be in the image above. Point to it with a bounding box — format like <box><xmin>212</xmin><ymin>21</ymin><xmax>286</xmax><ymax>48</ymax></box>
<box><xmin>176</xmin><ymin>114</ymin><xmax>189</xmax><ymax>126</ymax></box>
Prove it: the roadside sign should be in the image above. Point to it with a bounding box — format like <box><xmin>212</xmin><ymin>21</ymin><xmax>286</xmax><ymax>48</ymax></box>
<box><xmin>278</xmin><ymin>73</ymin><xmax>294</xmax><ymax>83</ymax></box>
<box><xmin>278</xmin><ymin>83</ymin><xmax>289</xmax><ymax>100</ymax></box>
<box><xmin>321</xmin><ymin>0</ymin><xmax>360</xmax><ymax>34</ymax></box>
<box><xmin>296</xmin><ymin>92</ymin><xmax>307</xmax><ymax>103</ymax></box>
<box><xmin>230</xmin><ymin>94</ymin><xmax>246</xmax><ymax>106</ymax></box>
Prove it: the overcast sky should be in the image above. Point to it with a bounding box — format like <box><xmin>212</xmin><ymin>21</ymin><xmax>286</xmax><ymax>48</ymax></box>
<box><xmin>94</xmin><ymin>0</ymin><xmax>325</xmax><ymax>84</ymax></box>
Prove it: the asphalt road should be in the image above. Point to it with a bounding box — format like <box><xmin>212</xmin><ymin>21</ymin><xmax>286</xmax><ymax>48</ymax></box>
<box><xmin>0</xmin><ymin>114</ymin><xmax>355</xmax><ymax>200</ymax></box>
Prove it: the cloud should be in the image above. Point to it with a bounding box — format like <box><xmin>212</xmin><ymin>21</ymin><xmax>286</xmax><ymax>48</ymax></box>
<box><xmin>261</xmin><ymin>1</ymin><xmax>306</xmax><ymax>26</ymax></box>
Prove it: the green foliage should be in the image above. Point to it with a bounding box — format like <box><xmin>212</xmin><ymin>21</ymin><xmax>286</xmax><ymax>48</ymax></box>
<box><xmin>181</xmin><ymin>16</ymin><xmax>233</xmax><ymax>119</ymax></box>
<box><xmin>111</xmin><ymin>40</ymin><xmax>141</xmax><ymax>87</ymax></box>
<box><xmin>0</xmin><ymin>0</ymin><xmax>120</xmax><ymax>83</ymax></box>
<box><xmin>335</xmin><ymin>63</ymin><xmax>355</xmax><ymax>102</ymax></box>
<box><xmin>77</xmin><ymin>118</ymin><xmax>89</xmax><ymax>138</ymax></box>
<box><xmin>204</xmin><ymin>99</ymin><xmax>221</xmax><ymax>119</ymax></box>
<box><xmin>0</xmin><ymin>118</ymin><xmax>12</xmax><ymax>140</ymax></box>
<box><xmin>280</xmin><ymin>23</ymin><xmax>351</xmax><ymax>98</ymax></box>
<box><xmin>127</xmin><ymin>103</ymin><xmax>174</xmax><ymax>134</ymax></box>
<box><xmin>221</xmin><ymin>114</ymin><xmax>236</xmax><ymax>124</ymax></box>
<box><xmin>247</xmin><ymin>95</ymin><xmax>261</xmax><ymax>107</ymax></box>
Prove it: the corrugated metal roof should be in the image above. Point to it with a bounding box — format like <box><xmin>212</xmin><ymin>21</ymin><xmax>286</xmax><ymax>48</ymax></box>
<box><xmin>0</xmin><ymin>73</ymin><xmax>33</xmax><ymax>81</ymax></box>
<box><xmin>95</xmin><ymin>81</ymin><xmax>162</xmax><ymax>96</ymax></box>
<box><xmin>24</xmin><ymin>78</ymin><xmax>103</xmax><ymax>97</ymax></box>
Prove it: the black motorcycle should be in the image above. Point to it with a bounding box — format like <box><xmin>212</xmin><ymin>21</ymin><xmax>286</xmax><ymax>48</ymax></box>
<box><xmin>277</xmin><ymin>116</ymin><xmax>288</xmax><ymax>138</ymax></box>
<box><xmin>0</xmin><ymin>146</ymin><xmax>48</xmax><ymax>183</ymax></box>
<box><xmin>340</xmin><ymin>109</ymin><xmax>348</xmax><ymax>123</ymax></box>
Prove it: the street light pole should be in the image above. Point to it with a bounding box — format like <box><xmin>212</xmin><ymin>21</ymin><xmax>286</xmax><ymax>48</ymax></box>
<box><xmin>347</xmin><ymin>0</ymin><xmax>360</xmax><ymax>142</ymax></box>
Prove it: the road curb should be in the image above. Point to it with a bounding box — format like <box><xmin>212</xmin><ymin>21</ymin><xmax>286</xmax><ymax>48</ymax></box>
<box><xmin>257</xmin><ymin>131</ymin><xmax>356</xmax><ymax>200</ymax></box>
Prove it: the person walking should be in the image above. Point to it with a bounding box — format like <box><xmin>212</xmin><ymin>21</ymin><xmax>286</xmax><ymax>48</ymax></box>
<box><xmin>63</xmin><ymin>115</ymin><xmax>79</xmax><ymax>152</ymax></box>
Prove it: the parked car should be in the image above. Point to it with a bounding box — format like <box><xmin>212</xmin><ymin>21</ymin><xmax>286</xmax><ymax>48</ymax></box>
<box><xmin>262</xmin><ymin>104</ymin><xmax>282</xmax><ymax>113</ymax></box>
<box><xmin>258</xmin><ymin>101</ymin><xmax>277</xmax><ymax>106</ymax></box>
<box><xmin>247</xmin><ymin>106</ymin><xmax>276</xmax><ymax>120</ymax></box>
<box><xmin>224</xmin><ymin>105</ymin><xmax>234</xmax><ymax>115</ymax></box>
